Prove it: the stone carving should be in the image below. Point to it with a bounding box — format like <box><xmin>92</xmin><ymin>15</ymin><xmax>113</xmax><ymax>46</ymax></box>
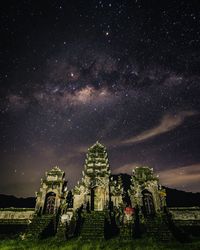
<box><xmin>73</xmin><ymin>141</ymin><xmax>123</xmax><ymax>211</ymax></box>
<box><xmin>128</xmin><ymin>166</ymin><xmax>166</xmax><ymax>217</ymax></box>
<box><xmin>35</xmin><ymin>166</ymin><xmax>68</xmax><ymax>215</ymax></box>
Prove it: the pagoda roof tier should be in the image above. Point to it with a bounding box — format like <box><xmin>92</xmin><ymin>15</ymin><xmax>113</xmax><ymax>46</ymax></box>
<box><xmin>45</xmin><ymin>166</ymin><xmax>65</xmax><ymax>177</ymax></box>
<box><xmin>83</xmin><ymin>141</ymin><xmax>111</xmax><ymax>176</ymax></box>
<box><xmin>89</xmin><ymin>141</ymin><xmax>106</xmax><ymax>150</ymax></box>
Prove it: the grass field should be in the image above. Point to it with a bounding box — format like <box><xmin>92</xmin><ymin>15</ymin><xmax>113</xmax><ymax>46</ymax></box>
<box><xmin>0</xmin><ymin>237</ymin><xmax>200</xmax><ymax>250</ymax></box>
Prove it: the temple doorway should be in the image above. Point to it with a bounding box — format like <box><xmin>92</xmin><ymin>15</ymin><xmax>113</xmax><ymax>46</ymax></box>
<box><xmin>142</xmin><ymin>190</ymin><xmax>155</xmax><ymax>217</ymax></box>
<box><xmin>44</xmin><ymin>192</ymin><xmax>56</xmax><ymax>214</ymax></box>
<box><xmin>90</xmin><ymin>187</ymin><xmax>104</xmax><ymax>211</ymax></box>
<box><xmin>91</xmin><ymin>188</ymin><xmax>95</xmax><ymax>211</ymax></box>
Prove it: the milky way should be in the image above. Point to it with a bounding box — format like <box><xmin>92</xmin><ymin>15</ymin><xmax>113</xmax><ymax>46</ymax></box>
<box><xmin>0</xmin><ymin>0</ymin><xmax>200</xmax><ymax>196</ymax></box>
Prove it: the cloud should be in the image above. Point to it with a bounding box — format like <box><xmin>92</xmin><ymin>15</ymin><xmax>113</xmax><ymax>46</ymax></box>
<box><xmin>158</xmin><ymin>163</ymin><xmax>200</xmax><ymax>192</ymax></box>
<box><xmin>122</xmin><ymin>111</ymin><xmax>198</xmax><ymax>145</ymax></box>
<box><xmin>112</xmin><ymin>163</ymin><xmax>140</xmax><ymax>174</ymax></box>
<box><xmin>113</xmin><ymin>162</ymin><xmax>200</xmax><ymax>192</ymax></box>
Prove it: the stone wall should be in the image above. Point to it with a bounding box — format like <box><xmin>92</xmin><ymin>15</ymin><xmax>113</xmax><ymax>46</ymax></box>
<box><xmin>0</xmin><ymin>208</ymin><xmax>35</xmax><ymax>220</ymax></box>
<box><xmin>0</xmin><ymin>208</ymin><xmax>35</xmax><ymax>237</ymax></box>
<box><xmin>169</xmin><ymin>207</ymin><xmax>200</xmax><ymax>220</ymax></box>
<box><xmin>169</xmin><ymin>207</ymin><xmax>200</xmax><ymax>236</ymax></box>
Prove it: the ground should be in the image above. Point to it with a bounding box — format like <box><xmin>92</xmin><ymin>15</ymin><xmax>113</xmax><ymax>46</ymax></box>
<box><xmin>0</xmin><ymin>237</ymin><xmax>200</xmax><ymax>250</ymax></box>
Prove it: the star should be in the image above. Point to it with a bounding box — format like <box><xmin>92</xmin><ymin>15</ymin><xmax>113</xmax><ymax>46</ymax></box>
<box><xmin>0</xmin><ymin>0</ymin><xmax>200</xmax><ymax>196</ymax></box>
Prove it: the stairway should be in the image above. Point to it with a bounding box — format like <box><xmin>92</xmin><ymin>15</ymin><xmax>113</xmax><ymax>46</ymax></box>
<box><xmin>119</xmin><ymin>224</ymin><xmax>133</xmax><ymax>241</ymax></box>
<box><xmin>26</xmin><ymin>214</ymin><xmax>56</xmax><ymax>239</ymax></box>
<box><xmin>80</xmin><ymin>211</ymin><xmax>105</xmax><ymax>240</ymax></box>
<box><xmin>145</xmin><ymin>216</ymin><xmax>173</xmax><ymax>242</ymax></box>
<box><xmin>56</xmin><ymin>219</ymin><xmax>67</xmax><ymax>240</ymax></box>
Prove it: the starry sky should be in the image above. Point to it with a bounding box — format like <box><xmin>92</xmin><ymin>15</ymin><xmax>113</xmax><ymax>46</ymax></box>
<box><xmin>0</xmin><ymin>0</ymin><xmax>200</xmax><ymax>197</ymax></box>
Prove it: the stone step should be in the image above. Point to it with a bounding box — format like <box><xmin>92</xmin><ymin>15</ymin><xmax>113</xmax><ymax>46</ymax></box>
<box><xmin>145</xmin><ymin>217</ymin><xmax>173</xmax><ymax>242</ymax></box>
<box><xmin>80</xmin><ymin>211</ymin><xmax>105</xmax><ymax>240</ymax></box>
<box><xmin>26</xmin><ymin>215</ymin><xmax>55</xmax><ymax>239</ymax></box>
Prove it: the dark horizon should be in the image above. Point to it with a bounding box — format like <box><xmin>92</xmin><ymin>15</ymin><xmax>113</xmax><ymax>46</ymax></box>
<box><xmin>0</xmin><ymin>0</ymin><xmax>200</xmax><ymax>197</ymax></box>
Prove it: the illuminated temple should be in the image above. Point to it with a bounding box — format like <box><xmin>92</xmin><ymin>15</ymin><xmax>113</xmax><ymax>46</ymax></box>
<box><xmin>0</xmin><ymin>142</ymin><xmax>199</xmax><ymax>241</ymax></box>
<box><xmin>73</xmin><ymin>142</ymin><xmax>123</xmax><ymax>211</ymax></box>
<box><xmin>34</xmin><ymin>142</ymin><xmax>165</xmax><ymax>217</ymax></box>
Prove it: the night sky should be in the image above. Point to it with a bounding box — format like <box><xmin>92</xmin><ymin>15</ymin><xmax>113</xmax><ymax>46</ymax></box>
<box><xmin>0</xmin><ymin>0</ymin><xmax>200</xmax><ymax>197</ymax></box>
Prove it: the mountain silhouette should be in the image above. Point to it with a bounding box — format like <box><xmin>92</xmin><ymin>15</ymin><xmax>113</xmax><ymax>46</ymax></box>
<box><xmin>0</xmin><ymin>174</ymin><xmax>199</xmax><ymax>208</ymax></box>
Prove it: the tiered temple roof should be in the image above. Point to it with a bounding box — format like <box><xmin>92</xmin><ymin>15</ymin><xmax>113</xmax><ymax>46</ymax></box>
<box><xmin>83</xmin><ymin>141</ymin><xmax>111</xmax><ymax>177</ymax></box>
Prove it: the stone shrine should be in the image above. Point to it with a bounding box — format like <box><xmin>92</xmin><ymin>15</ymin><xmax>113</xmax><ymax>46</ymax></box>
<box><xmin>35</xmin><ymin>166</ymin><xmax>68</xmax><ymax>215</ymax></box>
<box><xmin>129</xmin><ymin>166</ymin><xmax>166</xmax><ymax>217</ymax></box>
<box><xmin>73</xmin><ymin>141</ymin><xmax>123</xmax><ymax>211</ymax></box>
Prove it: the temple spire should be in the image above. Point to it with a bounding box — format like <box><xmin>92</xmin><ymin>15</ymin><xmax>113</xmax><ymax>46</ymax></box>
<box><xmin>84</xmin><ymin>141</ymin><xmax>110</xmax><ymax>177</ymax></box>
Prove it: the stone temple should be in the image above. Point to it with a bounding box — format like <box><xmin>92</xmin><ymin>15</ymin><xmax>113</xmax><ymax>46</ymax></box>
<box><xmin>34</xmin><ymin>142</ymin><xmax>164</xmax><ymax>218</ymax></box>
<box><xmin>73</xmin><ymin>142</ymin><xmax>123</xmax><ymax>211</ymax></box>
<box><xmin>0</xmin><ymin>141</ymin><xmax>199</xmax><ymax>241</ymax></box>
